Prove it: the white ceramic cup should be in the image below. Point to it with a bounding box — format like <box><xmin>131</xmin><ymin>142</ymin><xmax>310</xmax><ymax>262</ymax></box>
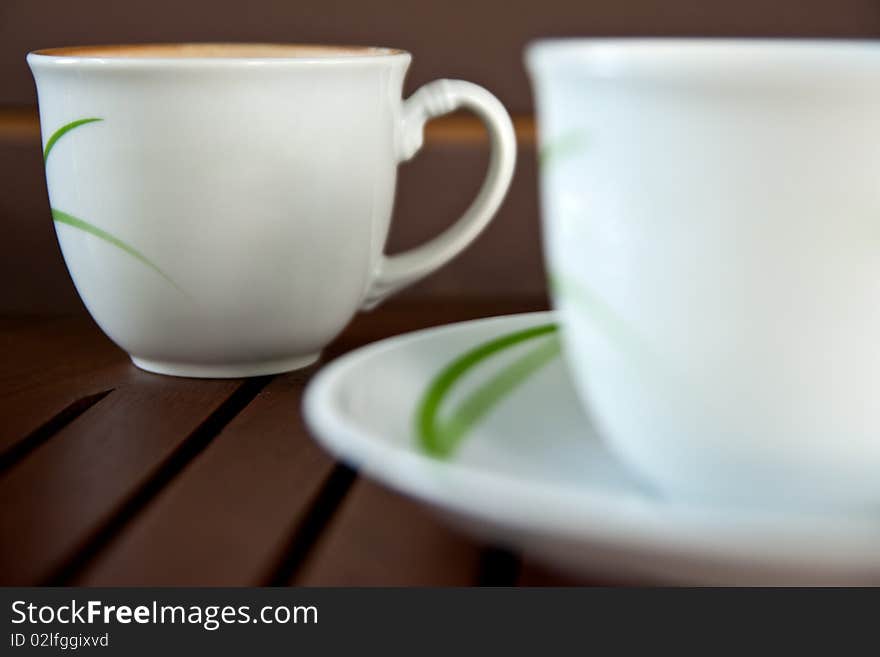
<box><xmin>527</xmin><ymin>39</ymin><xmax>880</xmax><ymax>507</ymax></box>
<box><xmin>28</xmin><ymin>43</ymin><xmax>515</xmax><ymax>378</ymax></box>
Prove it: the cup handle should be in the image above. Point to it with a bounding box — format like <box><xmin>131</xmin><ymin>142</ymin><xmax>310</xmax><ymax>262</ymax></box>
<box><xmin>361</xmin><ymin>79</ymin><xmax>516</xmax><ymax>309</ymax></box>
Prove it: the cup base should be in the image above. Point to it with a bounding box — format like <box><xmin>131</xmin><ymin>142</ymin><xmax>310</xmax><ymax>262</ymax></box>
<box><xmin>131</xmin><ymin>353</ymin><xmax>321</xmax><ymax>378</ymax></box>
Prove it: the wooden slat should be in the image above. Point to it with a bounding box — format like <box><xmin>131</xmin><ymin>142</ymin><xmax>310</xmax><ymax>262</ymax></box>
<box><xmin>0</xmin><ymin>317</ymin><xmax>124</xmax><ymax>454</ymax></box>
<box><xmin>73</xmin><ymin>300</ymin><xmax>545</xmax><ymax>585</ymax></box>
<box><xmin>74</xmin><ymin>370</ymin><xmax>337</xmax><ymax>585</ymax></box>
<box><xmin>0</xmin><ymin>372</ymin><xmax>243</xmax><ymax>585</ymax></box>
<box><xmin>0</xmin><ymin>317</ymin><xmax>119</xmax><ymax>394</ymax></box>
<box><xmin>293</xmin><ymin>479</ymin><xmax>485</xmax><ymax>586</ymax></box>
<box><xmin>428</xmin><ymin>113</ymin><xmax>534</xmax><ymax>145</ymax></box>
<box><xmin>0</xmin><ymin>107</ymin><xmax>39</xmax><ymax>141</ymax></box>
<box><xmin>0</xmin><ymin>301</ymin><xmax>549</xmax><ymax>585</ymax></box>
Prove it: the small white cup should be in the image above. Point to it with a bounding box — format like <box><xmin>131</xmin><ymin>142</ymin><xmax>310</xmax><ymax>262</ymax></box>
<box><xmin>29</xmin><ymin>43</ymin><xmax>516</xmax><ymax>378</ymax></box>
<box><xmin>527</xmin><ymin>39</ymin><xmax>880</xmax><ymax>507</ymax></box>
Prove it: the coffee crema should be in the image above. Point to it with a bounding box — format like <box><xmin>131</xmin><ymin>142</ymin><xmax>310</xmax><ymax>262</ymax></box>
<box><xmin>31</xmin><ymin>43</ymin><xmax>403</xmax><ymax>59</ymax></box>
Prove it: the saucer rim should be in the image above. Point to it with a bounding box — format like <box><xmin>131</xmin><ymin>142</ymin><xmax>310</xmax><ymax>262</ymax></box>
<box><xmin>303</xmin><ymin>311</ymin><xmax>880</xmax><ymax>581</ymax></box>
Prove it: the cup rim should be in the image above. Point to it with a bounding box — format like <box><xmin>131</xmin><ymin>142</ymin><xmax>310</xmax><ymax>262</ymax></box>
<box><xmin>525</xmin><ymin>37</ymin><xmax>880</xmax><ymax>79</ymax></box>
<box><xmin>27</xmin><ymin>42</ymin><xmax>412</xmax><ymax>68</ymax></box>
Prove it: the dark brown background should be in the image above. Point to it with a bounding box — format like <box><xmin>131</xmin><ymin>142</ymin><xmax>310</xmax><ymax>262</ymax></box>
<box><xmin>3</xmin><ymin>0</ymin><xmax>880</xmax><ymax>314</ymax></box>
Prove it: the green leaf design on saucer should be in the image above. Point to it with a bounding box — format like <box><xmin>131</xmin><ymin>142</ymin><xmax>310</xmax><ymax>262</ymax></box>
<box><xmin>44</xmin><ymin>117</ymin><xmax>185</xmax><ymax>295</ymax></box>
<box><xmin>417</xmin><ymin>323</ymin><xmax>560</xmax><ymax>459</ymax></box>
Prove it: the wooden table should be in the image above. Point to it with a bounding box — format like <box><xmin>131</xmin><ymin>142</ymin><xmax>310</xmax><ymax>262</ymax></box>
<box><xmin>0</xmin><ymin>300</ymin><xmax>599</xmax><ymax>586</ymax></box>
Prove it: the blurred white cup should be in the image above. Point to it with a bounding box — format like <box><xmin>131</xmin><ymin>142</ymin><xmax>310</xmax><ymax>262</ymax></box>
<box><xmin>527</xmin><ymin>39</ymin><xmax>880</xmax><ymax>507</ymax></box>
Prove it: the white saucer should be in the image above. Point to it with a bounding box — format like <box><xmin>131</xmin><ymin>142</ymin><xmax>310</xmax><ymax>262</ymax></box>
<box><xmin>304</xmin><ymin>312</ymin><xmax>880</xmax><ymax>585</ymax></box>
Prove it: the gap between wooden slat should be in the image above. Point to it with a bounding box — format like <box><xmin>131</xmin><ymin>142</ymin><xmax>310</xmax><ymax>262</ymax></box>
<box><xmin>0</xmin><ymin>107</ymin><xmax>536</xmax><ymax>145</ymax></box>
<box><xmin>0</xmin><ymin>389</ymin><xmax>113</xmax><ymax>474</ymax></box>
<box><xmin>43</xmin><ymin>376</ymin><xmax>273</xmax><ymax>585</ymax></box>
<box><xmin>477</xmin><ymin>547</ymin><xmax>522</xmax><ymax>586</ymax></box>
<box><xmin>264</xmin><ymin>464</ymin><xmax>358</xmax><ymax>585</ymax></box>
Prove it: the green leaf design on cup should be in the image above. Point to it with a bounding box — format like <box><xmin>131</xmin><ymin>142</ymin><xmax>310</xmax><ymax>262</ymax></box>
<box><xmin>538</xmin><ymin>130</ymin><xmax>588</xmax><ymax>169</ymax></box>
<box><xmin>44</xmin><ymin>118</ymin><xmax>185</xmax><ymax>295</ymax></box>
<box><xmin>43</xmin><ymin>117</ymin><xmax>103</xmax><ymax>163</ymax></box>
<box><xmin>417</xmin><ymin>323</ymin><xmax>561</xmax><ymax>459</ymax></box>
<box><xmin>51</xmin><ymin>209</ymin><xmax>186</xmax><ymax>294</ymax></box>
<box><xmin>549</xmin><ymin>271</ymin><xmax>653</xmax><ymax>362</ymax></box>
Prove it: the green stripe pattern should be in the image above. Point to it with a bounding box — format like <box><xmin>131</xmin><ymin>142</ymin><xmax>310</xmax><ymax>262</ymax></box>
<box><xmin>417</xmin><ymin>323</ymin><xmax>560</xmax><ymax>459</ymax></box>
<box><xmin>44</xmin><ymin>117</ymin><xmax>184</xmax><ymax>294</ymax></box>
<box><xmin>538</xmin><ymin>130</ymin><xmax>587</xmax><ymax>169</ymax></box>
<box><xmin>43</xmin><ymin>117</ymin><xmax>102</xmax><ymax>163</ymax></box>
<box><xmin>549</xmin><ymin>271</ymin><xmax>657</xmax><ymax>370</ymax></box>
<box><xmin>51</xmin><ymin>209</ymin><xmax>184</xmax><ymax>294</ymax></box>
